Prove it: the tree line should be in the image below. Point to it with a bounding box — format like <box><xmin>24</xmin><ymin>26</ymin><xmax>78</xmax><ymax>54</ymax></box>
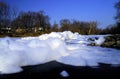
<box><xmin>0</xmin><ymin>1</ymin><xmax>120</xmax><ymax>37</ymax></box>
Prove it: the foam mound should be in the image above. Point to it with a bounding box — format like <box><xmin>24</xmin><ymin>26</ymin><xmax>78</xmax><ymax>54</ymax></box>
<box><xmin>0</xmin><ymin>31</ymin><xmax>120</xmax><ymax>74</ymax></box>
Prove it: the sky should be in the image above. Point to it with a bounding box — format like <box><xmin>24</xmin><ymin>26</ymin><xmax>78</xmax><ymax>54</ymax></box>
<box><xmin>1</xmin><ymin>0</ymin><xmax>119</xmax><ymax>28</ymax></box>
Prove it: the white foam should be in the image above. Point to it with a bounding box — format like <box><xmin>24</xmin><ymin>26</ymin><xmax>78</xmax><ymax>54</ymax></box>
<box><xmin>0</xmin><ymin>31</ymin><xmax>120</xmax><ymax>74</ymax></box>
<box><xmin>60</xmin><ymin>70</ymin><xmax>69</xmax><ymax>77</ymax></box>
<box><xmin>95</xmin><ymin>36</ymin><xmax>105</xmax><ymax>45</ymax></box>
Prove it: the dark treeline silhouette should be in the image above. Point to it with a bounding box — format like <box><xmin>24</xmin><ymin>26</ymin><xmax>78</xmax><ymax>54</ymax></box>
<box><xmin>52</xmin><ymin>19</ymin><xmax>100</xmax><ymax>35</ymax></box>
<box><xmin>101</xmin><ymin>0</ymin><xmax>120</xmax><ymax>34</ymax></box>
<box><xmin>0</xmin><ymin>1</ymin><xmax>120</xmax><ymax>37</ymax></box>
<box><xmin>11</xmin><ymin>11</ymin><xmax>51</xmax><ymax>33</ymax></box>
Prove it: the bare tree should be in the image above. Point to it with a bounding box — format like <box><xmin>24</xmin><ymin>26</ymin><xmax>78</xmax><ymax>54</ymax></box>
<box><xmin>0</xmin><ymin>1</ymin><xmax>10</xmax><ymax>28</ymax></box>
<box><xmin>11</xmin><ymin>11</ymin><xmax>50</xmax><ymax>33</ymax></box>
<box><xmin>51</xmin><ymin>22</ymin><xmax>59</xmax><ymax>32</ymax></box>
<box><xmin>115</xmin><ymin>1</ymin><xmax>120</xmax><ymax>23</ymax></box>
<box><xmin>60</xmin><ymin>19</ymin><xmax>71</xmax><ymax>31</ymax></box>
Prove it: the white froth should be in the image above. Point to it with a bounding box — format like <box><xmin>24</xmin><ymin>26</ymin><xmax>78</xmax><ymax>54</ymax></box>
<box><xmin>0</xmin><ymin>31</ymin><xmax>120</xmax><ymax>74</ymax></box>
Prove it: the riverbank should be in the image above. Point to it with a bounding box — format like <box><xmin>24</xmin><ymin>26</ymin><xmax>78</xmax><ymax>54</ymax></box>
<box><xmin>101</xmin><ymin>34</ymin><xmax>120</xmax><ymax>49</ymax></box>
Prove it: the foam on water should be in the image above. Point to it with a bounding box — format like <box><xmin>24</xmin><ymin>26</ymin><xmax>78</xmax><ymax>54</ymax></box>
<box><xmin>60</xmin><ymin>70</ymin><xmax>69</xmax><ymax>77</ymax></box>
<box><xmin>0</xmin><ymin>31</ymin><xmax>120</xmax><ymax>74</ymax></box>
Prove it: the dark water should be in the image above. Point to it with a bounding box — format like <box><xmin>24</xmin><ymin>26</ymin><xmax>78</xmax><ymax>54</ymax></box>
<box><xmin>0</xmin><ymin>61</ymin><xmax>120</xmax><ymax>79</ymax></box>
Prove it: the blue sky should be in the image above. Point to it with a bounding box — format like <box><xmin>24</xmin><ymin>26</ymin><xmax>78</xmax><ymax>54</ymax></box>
<box><xmin>2</xmin><ymin>0</ymin><xmax>119</xmax><ymax>28</ymax></box>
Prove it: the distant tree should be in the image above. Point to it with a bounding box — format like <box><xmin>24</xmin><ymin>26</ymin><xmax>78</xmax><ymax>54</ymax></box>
<box><xmin>71</xmin><ymin>21</ymin><xmax>98</xmax><ymax>35</ymax></box>
<box><xmin>79</xmin><ymin>22</ymin><xmax>90</xmax><ymax>34</ymax></box>
<box><xmin>51</xmin><ymin>22</ymin><xmax>59</xmax><ymax>32</ymax></box>
<box><xmin>36</xmin><ymin>11</ymin><xmax>50</xmax><ymax>32</ymax></box>
<box><xmin>11</xmin><ymin>7</ymin><xmax>19</xmax><ymax>20</ymax></box>
<box><xmin>115</xmin><ymin>0</ymin><xmax>120</xmax><ymax>23</ymax></box>
<box><xmin>88</xmin><ymin>21</ymin><xmax>98</xmax><ymax>34</ymax></box>
<box><xmin>0</xmin><ymin>1</ymin><xmax>11</xmax><ymax>29</ymax></box>
<box><xmin>70</xmin><ymin>20</ymin><xmax>82</xmax><ymax>33</ymax></box>
<box><xmin>60</xmin><ymin>19</ymin><xmax>71</xmax><ymax>31</ymax></box>
<box><xmin>11</xmin><ymin>11</ymin><xmax>50</xmax><ymax>33</ymax></box>
<box><xmin>113</xmin><ymin>1</ymin><xmax>120</xmax><ymax>34</ymax></box>
<box><xmin>58</xmin><ymin>19</ymin><xmax>99</xmax><ymax>34</ymax></box>
<box><xmin>101</xmin><ymin>24</ymin><xmax>120</xmax><ymax>34</ymax></box>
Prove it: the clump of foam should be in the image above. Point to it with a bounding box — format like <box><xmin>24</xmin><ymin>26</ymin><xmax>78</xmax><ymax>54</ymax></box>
<box><xmin>0</xmin><ymin>36</ymin><xmax>69</xmax><ymax>74</ymax></box>
<box><xmin>95</xmin><ymin>36</ymin><xmax>105</xmax><ymax>45</ymax></box>
<box><xmin>0</xmin><ymin>31</ymin><xmax>120</xmax><ymax>74</ymax></box>
<box><xmin>60</xmin><ymin>70</ymin><xmax>69</xmax><ymax>77</ymax></box>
